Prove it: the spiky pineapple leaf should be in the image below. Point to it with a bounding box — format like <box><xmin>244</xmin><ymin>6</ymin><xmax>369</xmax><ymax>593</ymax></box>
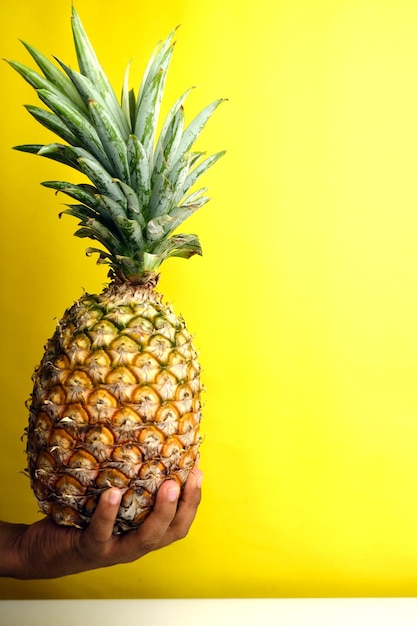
<box><xmin>13</xmin><ymin>142</ymin><xmax>83</xmax><ymax>171</ymax></box>
<box><xmin>7</xmin><ymin>60</ymin><xmax>86</xmax><ymax>113</ymax></box>
<box><xmin>56</xmin><ymin>58</ymin><xmax>123</xmax><ymax>131</ymax></box>
<box><xmin>149</xmin><ymin>153</ymin><xmax>190</xmax><ymax>218</ymax></box>
<box><xmin>77</xmin><ymin>156</ymin><xmax>127</xmax><ymax>206</ymax></box>
<box><xmin>13</xmin><ymin>143</ymin><xmax>46</xmax><ymax>154</ymax></box>
<box><xmin>134</xmin><ymin>66</ymin><xmax>166</xmax><ymax>164</ymax></box>
<box><xmin>61</xmin><ymin>203</ymin><xmax>102</xmax><ymax>224</ymax></box>
<box><xmin>136</xmin><ymin>27</ymin><xmax>177</xmax><ymax>112</ymax></box>
<box><xmin>152</xmin><ymin>233</ymin><xmax>202</xmax><ymax>262</ymax></box>
<box><xmin>74</xmin><ymin>219</ymin><xmax>125</xmax><ymax>254</ymax></box>
<box><xmin>36</xmin><ymin>88</ymin><xmax>111</xmax><ymax>169</ymax></box>
<box><xmin>179</xmin><ymin>150</ymin><xmax>226</xmax><ymax>198</ymax></box>
<box><xmin>114</xmin><ymin>178</ymin><xmax>146</xmax><ymax>227</ymax></box>
<box><xmin>127</xmin><ymin>134</ymin><xmax>151</xmax><ymax>212</ymax></box>
<box><xmin>134</xmin><ymin>36</ymin><xmax>177</xmax><ymax>165</ymax></box>
<box><xmin>146</xmin><ymin>214</ymin><xmax>174</xmax><ymax>243</ymax></box>
<box><xmin>42</xmin><ymin>180</ymin><xmax>100</xmax><ymax>207</ymax></box>
<box><xmin>24</xmin><ymin>105</ymin><xmax>79</xmax><ymax>145</ymax></box>
<box><xmin>152</xmin><ymin>87</ymin><xmax>193</xmax><ymax>173</ymax></box>
<box><xmin>171</xmin><ymin>99</ymin><xmax>225</xmax><ymax>165</ymax></box>
<box><xmin>113</xmin><ymin>214</ymin><xmax>145</xmax><ymax>253</ymax></box>
<box><xmin>121</xmin><ymin>60</ymin><xmax>135</xmax><ymax>132</ymax></box>
<box><xmin>71</xmin><ymin>5</ymin><xmax>130</xmax><ymax>138</ymax></box>
<box><xmin>37</xmin><ymin>143</ymin><xmax>94</xmax><ymax>172</ymax></box>
<box><xmin>20</xmin><ymin>40</ymin><xmax>87</xmax><ymax>111</ymax></box>
<box><xmin>88</xmin><ymin>98</ymin><xmax>130</xmax><ymax>183</ymax></box>
<box><xmin>151</xmin><ymin>105</ymin><xmax>185</xmax><ymax>185</ymax></box>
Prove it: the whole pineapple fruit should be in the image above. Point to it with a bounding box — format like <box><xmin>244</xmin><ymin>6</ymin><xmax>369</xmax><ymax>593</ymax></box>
<box><xmin>9</xmin><ymin>7</ymin><xmax>224</xmax><ymax>533</ymax></box>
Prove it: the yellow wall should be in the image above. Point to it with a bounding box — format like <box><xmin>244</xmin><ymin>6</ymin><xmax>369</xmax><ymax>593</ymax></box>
<box><xmin>2</xmin><ymin>0</ymin><xmax>417</xmax><ymax>599</ymax></box>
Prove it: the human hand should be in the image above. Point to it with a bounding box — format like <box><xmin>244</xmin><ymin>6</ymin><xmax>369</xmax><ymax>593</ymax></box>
<box><xmin>0</xmin><ymin>466</ymin><xmax>202</xmax><ymax>579</ymax></box>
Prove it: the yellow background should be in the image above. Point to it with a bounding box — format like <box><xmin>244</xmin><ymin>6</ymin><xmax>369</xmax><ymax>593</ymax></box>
<box><xmin>2</xmin><ymin>0</ymin><xmax>417</xmax><ymax>599</ymax></box>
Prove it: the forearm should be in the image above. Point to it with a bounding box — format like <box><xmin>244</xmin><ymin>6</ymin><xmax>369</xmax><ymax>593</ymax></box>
<box><xmin>0</xmin><ymin>521</ymin><xmax>27</xmax><ymax>578</ymax></box>
<box><xmin>0</xmin><ymin>517</ymin><xmax>98</xmax><ymax>580</ymax></box>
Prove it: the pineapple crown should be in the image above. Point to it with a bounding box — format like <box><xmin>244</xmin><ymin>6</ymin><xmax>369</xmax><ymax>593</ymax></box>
<box><xmin>9</xmin><ymin>6</ymin><xmax>225</xmax><ymax>285</ymax></box>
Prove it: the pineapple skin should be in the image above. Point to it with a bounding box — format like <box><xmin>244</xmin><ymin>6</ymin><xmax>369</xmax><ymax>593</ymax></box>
<box><xmin>27</xmin><ymin>280</ymin><xmax>202</xmax><ymax>533</ymax></box>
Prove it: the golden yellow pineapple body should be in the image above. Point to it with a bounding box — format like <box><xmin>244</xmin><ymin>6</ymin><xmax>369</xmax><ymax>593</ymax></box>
<box><xmin>27</xmin><ymin>280</ymin><xmax>202</xmax><ymax>532</ymax></box>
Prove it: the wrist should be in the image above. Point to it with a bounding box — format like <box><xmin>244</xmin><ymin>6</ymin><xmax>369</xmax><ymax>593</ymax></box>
<box><xmin>0</xmin><ymin>521</ymin><xmax>29</xmax><ymax>579</ymax></box>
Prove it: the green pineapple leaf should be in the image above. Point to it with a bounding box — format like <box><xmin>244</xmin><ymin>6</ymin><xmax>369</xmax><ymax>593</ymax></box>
<box><xmin>121</xmin><ymin>60</ymin><xmax>135</xmax><ymax>132</ymax></box>
<box><xmin>153</xmin><ymin>233</ymin><xmax>202</xmax><ymax>262</ymax></box>
<box><xmin>76</xmin><ymin>156</ymin><xmax>127</xmax><ymax>206</ymax></box>
<box><xmin>88</xmin><ymin>98</ymin><xmax>130</xmax><ymax>183</ymax></box>
<box><xmin>36</xmin><ymin>88</ymin><xmax>111</xmax><ymax>169</ymax></box>
<box><xmin>20</xmin><ymin>40</ymin><xmax>87</xmax><ymax>111</ymax></box>
<box><xmin>7</xmin><ymin>59</ymin><xmax>85</xmax><ymax>113</ymax></box>
<box><xmin>127</xmin><ymin>134</ymin><xmax>151</xmax><ymax>211</ymax></box>
<box><xmin>71</xmin><ymin>5</ymin><xmax>130</xmax><ymax>138</ymax></box>
<box><xmin>24</xmin><ymin>105</ymin><xmax>79</xmax><ymax>145</ymax></box>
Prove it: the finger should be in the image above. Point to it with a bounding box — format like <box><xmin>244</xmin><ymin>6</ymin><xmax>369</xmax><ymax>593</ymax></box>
<box><xmin>84</xmin><ymin>488</ymin><xmax>122</xmax><ymax>546</ymax></box>
<box><xmin>159</xmin><ymin>467</ymin><xmax>203</xmax><ymax>548</ymax></box>
<box><xmin>126</xmin><ymin>480</ymin><xmax>181</xmax><ymax>557</ymax></box>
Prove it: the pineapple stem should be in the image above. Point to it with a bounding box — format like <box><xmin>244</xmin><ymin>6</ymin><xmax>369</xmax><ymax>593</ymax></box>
<box><xmin>108</xmin><ymin>269</ymin><xmax>160</xmax><ymax>288</ymax></box>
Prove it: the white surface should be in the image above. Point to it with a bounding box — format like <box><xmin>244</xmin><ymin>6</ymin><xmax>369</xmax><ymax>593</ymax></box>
<box><xmin>1</xmin><ymin>598</ymin><xmax>417</xmax><ymax>626</ymax></box>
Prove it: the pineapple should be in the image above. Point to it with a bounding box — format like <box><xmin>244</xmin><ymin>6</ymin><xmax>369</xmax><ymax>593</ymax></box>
<box><xmin>9</xmin><ymin>7</ymin><xmax>224</xmax><ymax>533</ymax></box>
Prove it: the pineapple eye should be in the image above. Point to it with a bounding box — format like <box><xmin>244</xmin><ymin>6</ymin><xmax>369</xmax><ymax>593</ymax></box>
<box><xmin>42</xmin><ymin>385</ymin><xmax>66</xmax><ymax>406</ymax></box>
<box><xmin>49</xmin><ymin>428</ymin><xmax>76</xmax><ymax>451</ymax></box>
<box><xmin>67</xmin><ymin>449</ymin><xmax>99</xmax><ymax>485</ymax></box>
<box><xmin>109</xmin><ymin>336</ymin><xmax>140</xmax><ymax>366</ymax></box>
<box><xmin>147</xmin><ymin>334</ymin><xmax>173</xmax><ymax>363</ymax></box>
<box><xmin>155</xmin><ymin>403</ymin><xmax>180</xmax><ymax>436</ymax></box>
<box><xmin>86</xmin><ymin>350</ymin><xmax>112</xmax><ymax>367</ymax></box>
<box><xmin>54</xmin><ymin>475</ymin><xmax>86</xmax><ymax>502</ymax></box>
<box><xmin>87</xmin><ymin>389</ymin><xmax>118</xmax><ymax>422</ymax></box>
<box><xmin>161</xmin><ymin>436</ymin><xmax>184</xmax><ymax>459</ymax></box>
<box><xmin>127</xmin><ymin>316</ymin><xmax>154</xmax><ymax>341</ymax></box>
<box><xmin>85</xmin><ymin>425</ymin><xmax>115</xmax><ymax>446</ymax></box>
<box><xmin>34</xmin><ymin>449</ymin><xmax>57</xmax><ymax>475</ymax></box>
<box><xmin>137</xmin><ymin>425</ymin><xmax>165</xmax><ymax>446</ymax></box>
<box><xmin>112</xmin><ymin>444</ymin><xmax>143</xmax><ymax>465</ymax></box>
<box><xmin>167</xmin><ymin>350</ymin><xmax>188</xmax><ymax>380</ymax></box>
<box><xmin>132</xmin><ymin>386</ymin><xmax>161</xmax><ymax>420</ymax></box>
<box><xmin>64</xmin><ymin>371</ymin><xmax>94</xmax><ymax>403</ymax></box>
<box><xmin>104</xmin><ymin>305</ymin><xmax>134</xmax><ymax>326</ymax></box>
<box><xmin>32</xmin><ymin>411</ymin><xmax>53</xmax><ymax>442</ymax></box>
<box><xmin>89</xmin><ymin>320</ymin><xmax>119</xmax><ymax>348</ymax></box>
<box><xmin>70</xmin><ymin>333</ymin><xmax>91</xmax><ymax>350</ymax></box>
<box><xmin>69</xmin><ymin>449</ymin><xmax>98</xmax><ymax>469</ymax></box>
<box><xmin>111</xmin><ymin>406</ymin><xmax>143</xmax><ymax>428</ymax></box>
<box><xmin>96</xmin><ymin>467</ymin><xmax>130</xmax><ymax>489</ymax></box>
<box><xmin>85</xmin><ymin>426</ymin><xmax>115</xmax><ymax>462</ymax></box>
<box><xmin>155</xmin><ymin>370</ymin><xmax>178</xmax><ymax>400</ymax></box>
<box><xmin>106</xmin><ymin>366</ymin><xmax>137</xmax><ymax>385</ymax></box>
<box><xmin>122</xmin><ymin>487</ymin><xmax>153</xmax><ymax>508</ymax></box>
<box><xmin>137</xmin><ymin>460</ymin><xmax>166</xmax><ymax>493</ymax></box>
<box><xmin>132</xmin><ymin>353</ymin><xmax>160</xmax><ymax>383</ymax></box>
<box><xmin>178</xmin><ymin>412</ymin><xmax>197</xmax><ymax>434</ymax></box>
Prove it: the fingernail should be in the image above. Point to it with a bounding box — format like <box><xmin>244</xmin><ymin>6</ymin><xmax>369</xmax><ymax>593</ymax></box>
<box><xmin>167</xmin><ymin>484</ymin><xmax>180</xmax><ymax>502</ymax></box>
<box><xmin>196</xmin><ymin>470</ymin><xmax>203</xmax><ymax>489</ymax></box>
<box><xmin>108</xmin><ymin>488</ymin><xmax>122</xmax><ymax>506</ymax></box>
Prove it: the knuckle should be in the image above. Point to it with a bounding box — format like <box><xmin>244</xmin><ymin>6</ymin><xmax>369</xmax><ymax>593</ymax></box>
<box><xmin>139</xmin><ymin>537</ymin><xmax>160</xmax><ymax>554</ymax></box>
<box><xmin>173</xmin><ymin>526</ymin><xmax>189</xmax><ymax>541</ymax></box>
